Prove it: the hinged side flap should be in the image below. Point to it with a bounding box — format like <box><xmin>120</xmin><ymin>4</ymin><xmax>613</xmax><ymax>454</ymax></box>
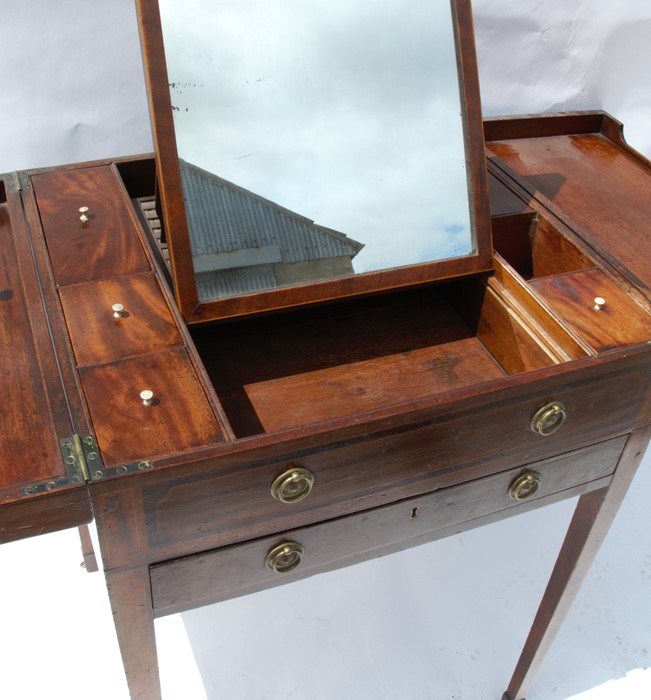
<box><xmin>0</xmin><ymin>175</ymin><xmax>93</xmax><ymax>543</ymax></box>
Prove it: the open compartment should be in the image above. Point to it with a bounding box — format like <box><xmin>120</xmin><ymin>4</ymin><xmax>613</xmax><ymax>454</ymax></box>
<box><xmin>492</xmin><ymin>212</ymin><xmax>595</xmax><ymax>281</ymax></box>
<box><xmin>488</xmin><ymin>172</ymin><xmax>651</xmax><ymax>354</ymax></box>
<box><xmin>190</xmin><ymin>276</ymin><xmax>586</xmax><ymax>437</ymax></box>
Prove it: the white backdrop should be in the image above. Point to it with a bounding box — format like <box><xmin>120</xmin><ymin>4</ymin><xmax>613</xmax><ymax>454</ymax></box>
<box><xmin>1</xmin><ymin>2</ymin><xmax>650</xmax><ymax>699</ymax></box>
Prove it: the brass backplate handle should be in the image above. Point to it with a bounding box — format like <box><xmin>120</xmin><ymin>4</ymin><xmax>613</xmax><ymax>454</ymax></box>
<box><xmin>265</xmin><ymin>541</ymin><xmax>304</xmax><ymax>574</ymax></box>
<box><xmin>271</xmin><ymin>466</ymin><xmax>315</xmax><ymax>503</ymax></box>
<box><xmin>530</xmin><ymin>401</ymin><xmax>566</xmax><ymax>436</ymax></box>
<box><xmin>509</xmin><ymin>471</ymin><xmax>542</xmax><ymax>500</ymax></box>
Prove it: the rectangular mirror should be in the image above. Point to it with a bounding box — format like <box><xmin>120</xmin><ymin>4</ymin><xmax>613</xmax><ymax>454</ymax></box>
<box><xmin>136</xmin><ymin>0</ymin><xmax>492</xmax><ymax>322</ymax></box>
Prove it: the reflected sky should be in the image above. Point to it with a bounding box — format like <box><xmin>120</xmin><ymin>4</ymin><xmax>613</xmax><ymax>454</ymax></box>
<box><xmin>159</xmin><ymin>0</ymin><xmax>473</xmax><ymax>277</ymax></box>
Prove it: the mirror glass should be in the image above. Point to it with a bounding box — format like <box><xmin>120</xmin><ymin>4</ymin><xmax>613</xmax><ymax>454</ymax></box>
<box><xmin>157</xmin><ymin>0</ymin><xmax>475</xmax><ymax>302</ymax></box>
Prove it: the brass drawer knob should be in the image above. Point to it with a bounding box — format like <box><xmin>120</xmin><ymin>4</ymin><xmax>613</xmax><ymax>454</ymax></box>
<box><xmin>79</xmin><ymin>206</ymin><xmax>90</xmax><ymax>223</ymax></box>
<box><xmin>530</xmin><ymin>401</ymin><xmax>566</xmax><ymax>436</ymax></box>
<box><xmin>271</xmin><ymin>466</ymin><xmax>315</xmax><ymax>503</ymax></box>
<box><xmin>140</xmin><ymin>389</ymin><xmax>155</xmax><ymax>406</ymax></box>
<box><xmin>509</xmin><ymin>471</ymin><xmax>542</xmax><ymax>500</ymax></box>
<box><xmin>265</xmin><ymin>541</ymin><xmax>304</xmax><ymax>574</ymax></box>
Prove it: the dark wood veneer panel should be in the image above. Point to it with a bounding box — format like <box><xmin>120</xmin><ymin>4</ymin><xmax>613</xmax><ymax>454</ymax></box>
<box><xmin>0</xmin><ymin>491</ymin><xmax>92</xmax><ymax>544</ymax></box>
<box><xmin>80</xmin><ymin>347</ymin><xmax>225</xmax><ymax>467</ymax></box>
<box><xmin>150</xmin><ymin>437</ymin><xmax>624</xmax><ymax>615</ymax></box>
<box><xmin>32</xmin><ymin>166</ymin><xmax>150</xmax><ymax>285</ymax></box>
<box><xmin>140</xmin><ymin>363</ymin><xmax>647</xmax><ymax>558</ymax></box>
<box><xmin>487</xmin><ymin>133</ymin><xmax>651</xmax><ymax>293</ymax></box>
<box><xmin>246</xmin><ymin>337</ymin><xmax>505</xmax><ymax>433</ymax></box>
<box><xmin>0</xmin><ymin>204</ymin><xmax>65</xmax><ymax>490</ymax></box>
<box><xmin>60</xmin><ymin>273</ymin><xmax>183</xmax><ymax>366</ymax></box>
<box><xmin>530</xmin><ymin>269</ymin><xmax>651</xmax><ymax>352</ymax></box>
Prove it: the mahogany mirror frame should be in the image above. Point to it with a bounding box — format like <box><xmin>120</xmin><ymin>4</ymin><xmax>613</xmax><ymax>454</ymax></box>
<box><xmin>135</xmin><ymin>0</ymin><xmax>493</xmax><ymax>324</ymax></box>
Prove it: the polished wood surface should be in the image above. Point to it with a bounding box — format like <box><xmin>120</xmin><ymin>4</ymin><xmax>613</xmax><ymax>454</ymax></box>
<box><xmin>0</xmin><ymin>178</ymin><xmax>92</xmax><ymax>542</ymax></box>
<box><xmin>32</xmin><ymin>166</ymin><xmax>150</xmax><ymax>285</ymax></box>
<box><xmin>486</xmin><ymin>113</ymin><xmax>651</xmax><ymax>296</ymax></box>
<box><xmin>60</xmin><ymin>272</ymin><xmax>183</xmax><ymax>365</ymax></box>
<box><xmin>79</xmin><ymin>347</ymin><xmax>226</xmax><ymax>467</ymax></box>
<box><xmin>531</xmin><ymin>269</ymin><xmax>651</xmax><ymax>352</ymax></box>
<box><xmin>491</xmin><ymin>209</ymin><xmax>595</xmax><ymax>280</ymax></box>
<box><xmin>0</xmin><ymin>197</ymin><xmax>63</xmax><ymax>489</ymax></box>
<box><xmin>150</xmin><ymin>437</ymin><xmax>623</xmax><ymax>616</ymax></box>
<box><xmin>2</xmin><ymin>111</ymin><xmax>651</xmax><ymax>700</ymax></box>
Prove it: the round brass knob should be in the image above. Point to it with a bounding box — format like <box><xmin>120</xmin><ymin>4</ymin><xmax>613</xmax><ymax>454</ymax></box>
<box><xmin>271</xmin><ymin>466</ymin><xmax>315</xmax><ymax>503</ymax></box>
<box><xmin>509</xmin><ymin>471</ymin><xmax>542</xmax><ymax>500</ymax></box>
<box><xmin>140</xmin><ymin>389</ymin><xmax>155</xmax><ymax>406</ymax></box>
<box><xmin>79</xmin><ymin>206</ymin><xmax>90</xmax><ymax>223</ymax></box>
<box><xmin>112</xmin><ymin>303</ymin><xmax>126</xmax><ymax>318</ymax></box>
<box><xmin>265</xmin><ymin>541</ymin><xmax>304</xmax><ymax>574</ymax></box>
<box><xmin>530</xmin><ymin>401</ymin><xmax>566</xmax><ymax>436</ymax></box>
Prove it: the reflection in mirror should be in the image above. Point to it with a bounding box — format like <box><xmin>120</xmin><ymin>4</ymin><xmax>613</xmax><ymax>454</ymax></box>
<box><xmin>158</xmin><ymin>0</ymin><xmax>474</xmax><ymax>302</ymax></box>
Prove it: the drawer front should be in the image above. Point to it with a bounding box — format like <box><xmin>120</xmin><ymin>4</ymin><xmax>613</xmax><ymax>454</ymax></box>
<box><xmin>79</xmin><ymin>348</ymin><xmax>226</xmax><ymax>468</ymax></box>
<box><xmin>60</xmin><ymin>273</ymin><xmax>183</xmax><ymax>365</ymax></box>
<box><xmin>32</xmin><ymin>166</ymin><xmax>150</xmax><ymax>285</ymax></box>
<box><xmin>143</xmin><ymin>362</ymin><xmax>648</xmax><ymax>555</ymax></box>
<box><xmin>150</xmin><ymin>437</ymin><xmax>624</xmax><ymax>615</ymax></box>
<box><xmin>530</xmin><ymin>269</ymin><xmax>651</xmax><ymax>352</ymax></box>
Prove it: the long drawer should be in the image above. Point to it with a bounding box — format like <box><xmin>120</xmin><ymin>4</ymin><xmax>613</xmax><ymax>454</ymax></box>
<box><xmin>142</xmin><ymin>361</ymin><xmax>648</xmax><ymax>557</ymax></box>
<box><xmin>150</xmin><ymin>436</ymin><xmax>625</xmax><ymax>615</ymax></box>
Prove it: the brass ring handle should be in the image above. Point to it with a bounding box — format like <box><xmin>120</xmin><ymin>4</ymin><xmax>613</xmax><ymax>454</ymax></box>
<box><xmin>530</xmin><ymin>401</ymin><xmax>566</xmax><ymax>436</ymax></box>
<box><xmin>271</xmin><ymin>466</ymin><xmax>315</xmax><ymax>503</ymax></box>
<box><xmin>509</xmin><ymin>471</ymin><xmax>542</xmax><ymax>500</ymax></box>
<box><xmin>265</xmin><ymin>541</ymin><xmax>304</xmax><ymax>574</ymax></box>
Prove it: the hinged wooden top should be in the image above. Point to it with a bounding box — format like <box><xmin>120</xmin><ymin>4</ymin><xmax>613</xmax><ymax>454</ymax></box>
<box><xmin>0</xmin><ymin>177</ymin><xmax>92</xmax><ymax>543</ymax></box>
<box><xmin>485</xmin><ymin>111</ymin><xmax>651</xmax><ymax>300</ymax></box>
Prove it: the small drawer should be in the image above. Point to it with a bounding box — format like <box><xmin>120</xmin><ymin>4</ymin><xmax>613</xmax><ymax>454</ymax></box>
<box><xmin>530</xmin><ymin>269</ymin><xmax>651</xmax><ymax>352</ymax></box>
<box><xmin>79</xmin><ymin>348</ymin><xmax>226</xmax><ymax>468</ymax></box>
<box><xmin>143</xmin><ymin>360</ymin><xmax>648</xmax><ymax>555</ymax></box>
<box><xmin>150</xmin><ymin>437</ymin><xmax>624</xmax><ymax>615</ymax></box>
<box><xmin>32</xmin><ymin>166</ymin><xmax>150</xmax><ymax>285</ymax></box>
<box><xmin>60</xmin><ymin>273</ymin><xmax>183</xmax><ymax>365</ymax></box>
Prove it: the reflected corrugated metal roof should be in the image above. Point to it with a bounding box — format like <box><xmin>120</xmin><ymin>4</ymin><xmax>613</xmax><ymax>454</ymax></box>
<box><xmin>180</xmin><ymin>160</ymin><xmax>363</xmax><ymax>263</ymax></box>
<box><xmin>196</xmin><ymin>265</ymin><xmax>278</xmax><ymax>301</ymax></box>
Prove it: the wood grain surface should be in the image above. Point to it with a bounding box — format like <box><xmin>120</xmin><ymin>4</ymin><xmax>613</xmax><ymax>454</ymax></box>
<box><xmin>530</xmin><ymin>269</ymin><xmax>651</xmax><ymax>351</ymax></box>
<box><xmin>487</xmin><ymin>132</ymin><xmax>651</xmax><ymax>294</ymax></box>
<box><xmin>60</xmin><ymin>272</ymin><xmax>183</xmax><ymax>365</ymax></box>
<box><xmin>79</xmin><ymin>347</ymin><xmax>226</xmax><ymax>467</ymax></box>
<box><xmin>32</xmin><ymin>166</ymin><xmax>150</xmax><ymax>285</ymax></box>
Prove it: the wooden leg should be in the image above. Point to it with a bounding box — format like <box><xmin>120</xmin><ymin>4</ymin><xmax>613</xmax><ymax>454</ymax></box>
<box><xmin>78</xmin><ymin>524</ymin><xmax>99</xmax><ymax>572</ymax></box>
<box><xmin>503</xmin><ymin>427</ymin><xmax>651</xmax><ymax>700</ymax></box>
<box><xmin>105</xmin><ymin>567</ymin><xmax>162</xmax><ymax>700</ymax></box>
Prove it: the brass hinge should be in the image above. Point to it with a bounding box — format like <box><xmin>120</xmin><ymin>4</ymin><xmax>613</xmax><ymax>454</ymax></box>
<box><xmin>90</xmin><ymin>459</ymin><xmax>153</xmax><ymax>480</ymax></box>
<box><xmin>7</xmin><ymin>171</ymin><xmax>21</xmax><ymax>193</ymax></box>
<box><xmin>20</xmin><ymin>433</ymin><xmax>102</xmax><ymax>496</ymax></box>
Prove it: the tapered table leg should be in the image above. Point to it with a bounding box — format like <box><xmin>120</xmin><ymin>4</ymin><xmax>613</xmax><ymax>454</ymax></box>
<box><xmin>105</xmin><ymin>566</ymin><xmax>162</xmax><ymax>700</ymax></box>
<box><xmin>503</xmin><ymin>427</ymin><xmax>651</xmax><ymax>700</ymax></box>
<box><xmin>78</xmin><ymin>524</ymin><xmax>99</xmax><ymax>572</ymax></box>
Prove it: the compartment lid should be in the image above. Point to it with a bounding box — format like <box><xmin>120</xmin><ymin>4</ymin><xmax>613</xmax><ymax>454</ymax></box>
<box><xmin>485</xmin><ymin>111</ymin><xmax>651</xmax><ymax>297</ymax></box>
<box><xmin>0</xmin><ymin>175</ymin><xmax>92</xmax><ymax>543</ymax></box>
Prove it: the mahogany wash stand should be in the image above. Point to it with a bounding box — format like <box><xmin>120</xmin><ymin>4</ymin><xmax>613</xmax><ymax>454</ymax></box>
<box><xmin>1</xmin><ymin>111</ymin><xmax>650</xmax><ymax>699</ymax></box>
